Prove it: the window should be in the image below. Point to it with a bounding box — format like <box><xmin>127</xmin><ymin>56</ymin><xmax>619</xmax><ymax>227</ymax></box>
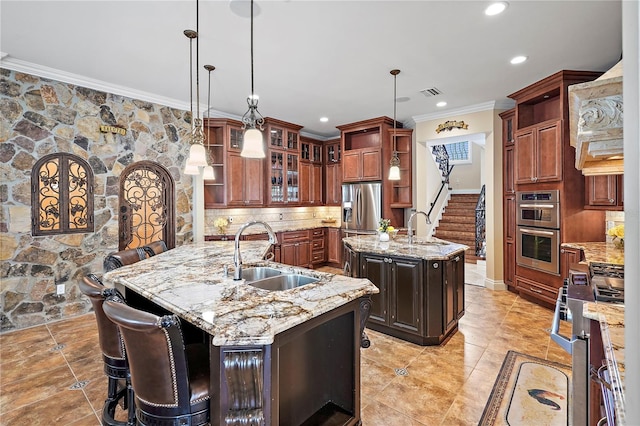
<box><xmin>119</xmin><ymin>161</ymin><xmax>175</xmax><ymax>250</ymax></box>
<box><xmin>443</xmin><ymin>141</ymin><xmax>471</xmax><ymax>164</ymax></box>
<box><xmin>31</xmin><ymin>153</ymin><xmax>94</xmax><ymax>236</ymax></box>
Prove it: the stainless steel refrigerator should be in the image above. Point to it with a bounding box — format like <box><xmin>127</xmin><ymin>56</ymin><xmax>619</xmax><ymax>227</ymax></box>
<box><xmin>342</xmin><ymin>182</ymin><xmax>382</xmax><ymax>234</ymax></box>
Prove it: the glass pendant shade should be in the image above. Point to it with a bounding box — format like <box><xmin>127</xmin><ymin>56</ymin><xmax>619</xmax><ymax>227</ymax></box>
<box><xmin>187</xmin><ymin>143</ymin><xmax>208</xmax><ymax>167</ymax></box>
<box><xmin>388</xmin><ymin>163</ymin><xmax>401</xmax><ymax>181</ymax></box>
<box><xmin>202</xmin><ymin>165</ymin><xmax>215</xmax><ymax>180</ymax></box>
<box><xmin>241</xmin><ymin>128</ymin><xmax>266</xmax><ymax>158</ymax></box>
<box><xmin>183</xmin><ymin>161</ymin><xmax>201</xmax><ymax>175</ymax></box>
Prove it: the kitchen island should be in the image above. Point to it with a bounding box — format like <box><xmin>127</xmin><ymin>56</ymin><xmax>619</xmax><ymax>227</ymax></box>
<box><xmin>103</xmin><ymin>241</ymin><xmax>378</xmax><ymax>426</ymax></box>
<box><xmin>343</xmin><ymin>235</ymin><xmax>468</xmax><ymax>345</ymax></box>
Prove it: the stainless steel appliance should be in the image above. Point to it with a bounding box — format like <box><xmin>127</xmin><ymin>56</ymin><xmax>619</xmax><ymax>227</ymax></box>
<box><xmin>342</xmin><ymin>182</ymin><xmax>382</xmax><ymax>234</ymax></box>
<box><xmin>516</xmin><ymin>190</ymin><xmax>561</xmax><ymax>275</ymax></box>
<box><xmin>551</xmin><ymin>263</ymin><xmax>624</xmax><ymax>425</ymax></box>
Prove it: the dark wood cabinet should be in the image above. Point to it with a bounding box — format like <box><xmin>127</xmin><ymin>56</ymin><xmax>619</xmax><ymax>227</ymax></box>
<box><xmin>300</xmin><ymin>137</ymin><xmax>323</xmax><ymax>206</ymax></box>
<box><xmin>278</xmin><ymin>230</ymin><xmax>311</xmax><ymax>268</ymax></box>
<box><xmin>355</xmin><ymin>251</ymin><xmax>464</xmax><ymax>346</ymax></box>
<box><xmin>500</xmin><ymin>109</ymin><xmax>516</xmax><ymax>290</ymax></box>
<box><xmin>310</xmin><ymin>228</ymin><xmax>326</xmax><ymax>266</ymax></box>
<box><xmin>585</xmin><ymin>174</ymin><xmax>623</xmax><ymax>210</ymax></box>
<box><xmin>514</xmin><ymin>119</ymin><xmax>562</xmax><ymax>184</ymax></box>
<box><xmin>264</xmin><ymin>118</ymin><xmax>303</xmax><ymax>206</ymax></box>
<box><xmin>337</xmin><ymin>117</ymin><xmax>412</xmax><ymax>228</ymax></box>
<box><xmin>560</xmin><ymin>246</ymin><xmax>583</xmax><ymax>281</ymax></box>
<box><xmin>203</xmin><ymin>118</ymin><xmax>265</xmax><ymax>207</ymax></box>
<box><xmin>324</xmin><ymin>139</ymin><xmax>342</xmax><ymax>206</ymax></box>
<box><xmin>326</xmin><ymin>228</ymin><xmax>342</xmax><ymax>266</ymax></box>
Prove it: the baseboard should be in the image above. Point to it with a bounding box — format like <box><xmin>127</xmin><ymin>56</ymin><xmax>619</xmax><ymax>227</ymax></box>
<box><xmin>485</xmin><ymin>277</ymin><xmax>507</xmax><ymax>291</ymax></box>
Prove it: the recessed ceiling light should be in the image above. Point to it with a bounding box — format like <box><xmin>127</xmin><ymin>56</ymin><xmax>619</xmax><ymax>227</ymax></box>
<box><xmin>320</xmin><ymin>117</ymin><xmax>329</xmax><ymax>123</ymax></box>
<box><xmin>485</xmin><ymin>2</ymin><xmax>508</xmax><ymax>16</ymax></box>
<box><xmin>436</xmin><ymin>101</ymin><xmax>447</xmax><ymax>108</ymax></box>
<box><xmin>510</xmin><ymin>55</ymin><xmax>528</xmax><ymax>65</ymax></box>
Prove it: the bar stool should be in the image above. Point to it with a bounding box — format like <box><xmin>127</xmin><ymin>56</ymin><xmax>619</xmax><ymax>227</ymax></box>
<box><xmin>78</xmin><ymin>274</ymin><xmax>136</xmax><ymax>426</ymax></box>
<box><xmin>103</xmin><ymin>247</ymin><xmax>148</xmax><ymax>272</ymax></box>
<box><xmin>103</xmin><ymin>298</ymin><xmax>210</xmax><ymax>426</ymax></box>
<box><xmin>142</xmin><ymin>240</ymin><xmax>168</xmax><ymax>257</ymax></box>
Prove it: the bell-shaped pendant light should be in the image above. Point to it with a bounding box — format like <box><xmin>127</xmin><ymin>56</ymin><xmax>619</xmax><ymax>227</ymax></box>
<box><xmin>183</xmin><ymin>0</ymin><xmax>209</xmax><ymax>173</ymax></box>
<box><xmin>388</xmin><ymin>69</ymin><xmax>401</xmax><ymax>181</ymax></box>
<box><xmin>184</xmin><ymin>160</ymin><xmax>201</xmax><ymax>175</ymax></box>
<box><xmin>202</xmin><ymin>165</ymin><xmax>215</xmax><ymax>180</ymax></box>
<box><xmin>240</xmin><ymin>0</ymin><xmax>266</xmax><ymax>158</ymax></box>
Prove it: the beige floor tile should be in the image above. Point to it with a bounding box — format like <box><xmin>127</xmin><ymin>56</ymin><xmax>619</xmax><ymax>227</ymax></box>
<box><xmin>361</xmin><ymin>399</ymin><xmax>428</xmax><ymax>426</ymax></box>
<box><xmin>0</xmin><ymin>388</ymin><xmax>96</xmax><ymax>425</ymax></box>
<box><xmin>0</xmin><ymin>365</ymin><xmax>79</xmax><ymax>412</ymax></box>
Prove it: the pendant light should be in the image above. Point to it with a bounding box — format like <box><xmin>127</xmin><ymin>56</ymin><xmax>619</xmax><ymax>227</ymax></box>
<box><xmin>240</xmin><ymin>0</ymin><xmax>266</xmax><ymax>158</ymax></box>
<box><xmin>202</xmin><ymin>64</ymin><xmax>216</xmax><ymax>181</ymax></box>
<box><xmin>184</xmin><ymin>0</ymin><xmax>208</xmax><ymax>174</ymax></box>
<box><xmin>388</xmin><ymin>69</ymin><xmax>401</xmax><ymax>181</ymax></box>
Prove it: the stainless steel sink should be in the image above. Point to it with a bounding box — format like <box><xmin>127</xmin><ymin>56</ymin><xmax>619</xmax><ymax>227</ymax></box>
<box><xmin>248</xmin><ymin>274</ymin><xmax>318</xmax><ymax>291</ymax></box>
<box><xmin>241</xmin><ymin>267</ymin><xmax>282</xmax><ymax>282</ymax></box>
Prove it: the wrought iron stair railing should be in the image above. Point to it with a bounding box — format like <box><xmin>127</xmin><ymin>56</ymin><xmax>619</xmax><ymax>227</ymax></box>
<box><xmin>427</xmin><ymin>145</ymin><xmax>454</xmax><ymax>221</ymax></box>
<box><xmin>475</xmin><ymin>184</ymin><xmax>486</xmax><ymax>257</ymax></box>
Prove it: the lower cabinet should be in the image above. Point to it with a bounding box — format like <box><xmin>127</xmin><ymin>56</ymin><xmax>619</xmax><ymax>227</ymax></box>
<box><xmin>560</xmin><ymin>246</ymin><xmax>584</xmax><ymax>281</ymax></box>
<box><xmin>358</xmin><ymin>252</ymin><xmax>464</xmax><ymax>345</ymax></box>
<box><xmin>277</xmin><ymin>230</ymin><xmax>311</xmax><ymax>268</ymax></box>
<box><xmin>326</xmin><ymin>228</ymin><xmax>342</xmax><ymax>266</ymax></box>
<box><xmin>310</xmin><ymin>228</ymin><xmax>326</xmax><ymax>266</ymax></box>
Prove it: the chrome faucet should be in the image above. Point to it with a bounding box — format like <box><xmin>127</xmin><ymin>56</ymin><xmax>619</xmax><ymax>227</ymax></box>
<box><xmin>407</xmin><ymin>211</ymin><xmax>431</xmax><ymax>244</ymax></box>
<box><xmin>233</xmin><ymin>221</ymin><xmax>278</xmax><ymax>280</ymax></box>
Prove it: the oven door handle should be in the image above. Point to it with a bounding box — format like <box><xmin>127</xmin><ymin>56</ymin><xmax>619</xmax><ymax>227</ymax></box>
<box><xmin>518</xmin><ymin>203</ymin><xmax>555</xmax><ymax>209</ymax></box>
<box><xmin>520</xmin><ymin>227</ymin><xmax>556</xmax><ymax>236</ymax></box>
<box><xmin>550</xmin><ymin>297</ymin><xmax>574</xmax><ymax>354</ymax></box>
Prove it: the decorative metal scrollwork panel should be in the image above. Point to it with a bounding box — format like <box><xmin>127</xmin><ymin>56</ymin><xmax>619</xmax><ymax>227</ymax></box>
<box><xmin>67</xmin><ymin>158</ymin><xmax>90</xmax><ymax>230</ymax></box>
<box><xmin>37</xmin><ymin>157</ymin><xmax>61</xmax><ymax>232</ymax></box>
<box><xmin>118</xmin><ymin>161</ymin><xmax>175</xmax><ymax>251</ymax></box>
<box><xmin>32</xmin><ymin>153</ymin><xmax>94</xmax><ymax>236</ymax></box>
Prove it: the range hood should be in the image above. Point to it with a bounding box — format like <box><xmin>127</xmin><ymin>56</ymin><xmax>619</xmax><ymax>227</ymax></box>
<box><xmin>568</xmin><ymin>60</ymin><xmax>623</xmax><ymax>176</ymax></box>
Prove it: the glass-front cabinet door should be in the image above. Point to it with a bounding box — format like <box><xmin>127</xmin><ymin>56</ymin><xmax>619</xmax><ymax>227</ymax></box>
<box><xmin>270</xmin><ymin>127</ymin><xmax>284</xmax><ymax>149</ymax></box>
<box><xmin>270</xmin><ymin>151</ymin><xmax>285</xmax><ymax>203</ymax></box>
<box><xmin>287</xmin><ymin>153</ymin><xmax>299</xmax><ymax>203</ymax></box>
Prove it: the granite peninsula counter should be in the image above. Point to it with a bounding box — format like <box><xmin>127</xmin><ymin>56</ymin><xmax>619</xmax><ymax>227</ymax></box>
<box><xmin>342</xmin><ymin>235</ymin><xmax>469</xmax><ymax>345</ymax></box>
<box><xmin>103</xmin><ymin>241</ymin><xmax>378</xmax><ymax>426</ymax></box>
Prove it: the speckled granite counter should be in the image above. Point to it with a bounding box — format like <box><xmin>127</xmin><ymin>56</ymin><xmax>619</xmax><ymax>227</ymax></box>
<box><xmin>343</xmin><ymin>235</ymin><xmax>468</xmax><ymax>260</ymax></box>
<box><xmin>103</xmin><ymin>241</ymin><xmax>378</xmax><ymax>346</ymax></box>
<box><xmin>584</xmin><ymin>302</ymin><xmax>625</xmax><ymax>423</ymax></box>
<box><xmin>561</xmin><ymin>241</ymin><xmax>624</xmax><ymax>265</ymax></box>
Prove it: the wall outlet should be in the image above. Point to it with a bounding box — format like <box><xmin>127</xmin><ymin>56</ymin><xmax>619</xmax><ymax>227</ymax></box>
<box><xmin>56</xmin><ymin>283</ymin><xmax>65</xmax><ymax>295</ymax></box>
<box><xmin>227</xmin><ymin>217</ymin><xmax>233</xmax><ymax>223</ymax></box>
<box><xmin>279</xmin><ymin>213</ymin><xmax>283</xmax><ymax>221</ymax></box>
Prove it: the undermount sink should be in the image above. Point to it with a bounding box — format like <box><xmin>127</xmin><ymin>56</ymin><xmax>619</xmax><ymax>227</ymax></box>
<box><xmin>241</xmin><ymin>267</ymin><xmax>282</xmax><ymax>282</ymax></box>
<box><xmin>247</xmin><ymin>274</ymin><xmax>319</xmax><ymax>291</ymax></box>
<box><xmin>410</xmin><ymin>239</ymin><xmax>449</xmax><ymax>246</ymax></box>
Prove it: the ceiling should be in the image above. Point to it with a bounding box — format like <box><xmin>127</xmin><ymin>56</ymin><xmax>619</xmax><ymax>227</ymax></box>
<box><xmin>1</xmin><ymin>1</ymin><xmax>622</xmax><ymax>139</ymax></box>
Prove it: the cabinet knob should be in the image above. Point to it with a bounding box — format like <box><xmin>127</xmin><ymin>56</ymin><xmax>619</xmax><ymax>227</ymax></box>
<box><xmin>454</xmin><ymin>256</ymin><xmax>460</xmax><ymax>262</ymax></box>
<box><xmin>560</xmin><ymin>249</ymin><xmax>565</xmax><ymax>254</ymax></box>
<box><xmin>609</xmin><ymin>199</ymin><xmax>615</xmax><ymax>203</ymax></box>
<box><xmin>433</xmin><ymin>263</ymin><xmax>439</xmax><ymax>269</ymax></box>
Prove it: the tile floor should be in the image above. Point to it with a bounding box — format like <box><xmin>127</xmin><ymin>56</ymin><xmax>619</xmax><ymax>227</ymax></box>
<box><xmin>0</xmin><ymin>264</ymin><xmax>571</xmax><ymax>425</ymax></box>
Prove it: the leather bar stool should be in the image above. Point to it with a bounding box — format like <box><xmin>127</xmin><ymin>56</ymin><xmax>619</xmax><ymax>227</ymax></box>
<box><xmin>103</xmin><ymin>248</ymin><xmax>148</xmax><ymax>272</ymax></box>
<box><xmin>103</xmin><ymin>298</ymin><xmax>210</xmax><ymax>426</ymax></box>
<box><xmin>78</xmin><ymin>274</ymin><xmax>136</xmax><ymax>426</ymax></box>
<box><xmin>142</xmin><ymin>240</ymin><xmax>168</xmax><ymax>257</ymax></box>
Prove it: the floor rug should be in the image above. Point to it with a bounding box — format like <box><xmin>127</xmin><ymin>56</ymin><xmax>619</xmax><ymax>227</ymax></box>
<box><xmin>479</xmin><ymin>350</ymin><xmax>571</xmax><ymax>426</ymax></box>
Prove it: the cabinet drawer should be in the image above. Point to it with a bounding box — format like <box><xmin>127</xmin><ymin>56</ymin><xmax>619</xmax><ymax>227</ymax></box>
<box><xmin>311</xmin><ymin>228</ymin><xmax>325</xmax><ymax>238</ymax></box>
<box><xmin>515</xmin><ymin>276</ymin><xmax>557</xmax><ymax>304</ymax></box>
<box><xmin>279</xmin><ymin>230</ymin><xmax>310</xmax><ymax>242</ymax></box>
<box><xmin>311</xmin><ymin>238</ymin><xmax>325</xmax><ymax>250</ymax></box>
<box><xmin>312</xmin><ymin>249</ymin><xmax>326</xmax><ymax>263</ymax></box>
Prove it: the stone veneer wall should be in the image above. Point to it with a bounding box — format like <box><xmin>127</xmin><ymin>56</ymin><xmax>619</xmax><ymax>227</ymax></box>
<box><xmin>0</xmin><ymin>69</ymin><xmax>194</xmax><ymax>331</ymax></box>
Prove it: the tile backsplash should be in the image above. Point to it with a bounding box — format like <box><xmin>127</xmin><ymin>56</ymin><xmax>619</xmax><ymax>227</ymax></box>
<box><xmin>205</xmin><ymin>206</ymin><xmax>342</xmax><ymax>236</ymax></box>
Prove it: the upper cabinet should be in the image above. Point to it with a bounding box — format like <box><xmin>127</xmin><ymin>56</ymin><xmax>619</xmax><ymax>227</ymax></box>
<box><xmin>300</xmin><ymin>136</ymin><xmax>323</xmax><ymax>205</ymax></box>
<box><xmin>508</xmin><ymin>70</ymin><xmax>602</xmax><ymax>187</ymax></box>
<box><xmin>263</xmin><ymin>118</ymin><xmax>304</xmax><ymax>206</ymax></box>
<box><xmin>337</xmin><ymin>117</ymin><xmax>412</xmax><ymax>227</ymax></box>
<box><xmin>324</xmin><ymin>139</ymin><xmax>342</xmax><ymax>206</ymax></box>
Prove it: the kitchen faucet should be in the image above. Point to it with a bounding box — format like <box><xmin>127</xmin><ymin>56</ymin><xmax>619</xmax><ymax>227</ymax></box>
<box><xmin>233</xmin><ymin>220</ymin><xmax>278</xmax><ymax>280</ymax></box>
<box><xmin>407</xmin><ymin>211</ymin><xmax>431</xmax><ymax>244</ymax></box>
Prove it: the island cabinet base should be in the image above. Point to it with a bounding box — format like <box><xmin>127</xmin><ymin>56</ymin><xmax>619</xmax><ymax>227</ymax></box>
<box><xmin>210</xmin><ymin>297</ymin><xmax>370</xmax><ymax>426</ymax></box>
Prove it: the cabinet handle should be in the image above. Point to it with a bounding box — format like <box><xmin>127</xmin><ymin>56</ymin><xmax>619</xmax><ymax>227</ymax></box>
<box><xmin>454</xmin><ymin>256</ymin><xmax>460</xmax><ymax>262</ymax></box>
<box><xmin>529</xmin><ymin>287</ymin><xmax>543</xmax><ymax>294</ymax></box>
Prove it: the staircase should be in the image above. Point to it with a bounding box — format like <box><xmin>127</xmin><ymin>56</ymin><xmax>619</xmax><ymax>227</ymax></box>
<box><xmin>433</xmin><ymin>193</ymin><xmax>484</xmax><ymax>262</ymax></box>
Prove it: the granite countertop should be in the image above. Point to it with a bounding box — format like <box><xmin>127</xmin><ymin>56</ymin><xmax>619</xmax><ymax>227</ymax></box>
<box><xmin>343</xmin><ymin>235</ymin><xmax>468</xmax><ymax>260</ymax></box>
<box><xmin>103</xmin><ymin>241</ymin><xmax>378</xmax><ymax>346</ymax></box>
<box><xmin>583</xmin><ymin>302</ymin><xmax>626</xmax><ymax>423</ymax></box>
<box><xmin>561</xmin><ymin>241</ymin><xmax>624</xmax><ymax>265</ymax></box>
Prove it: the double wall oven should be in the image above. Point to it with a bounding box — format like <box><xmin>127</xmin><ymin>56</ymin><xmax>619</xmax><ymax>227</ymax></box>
<box><xmin>516</xmin><ymin>190</ymin><xmax>560</xmax><ymax>275</ymax></box>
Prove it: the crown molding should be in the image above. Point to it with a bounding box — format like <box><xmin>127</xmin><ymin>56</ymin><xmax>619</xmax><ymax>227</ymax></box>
<box><xmin>412</xmin><ymin>99</ymin><xmax>516</xmax><ymax>123</ymax></box>
<box><xmin>1</xmin><ymin>56</ymin><xmax>192</xmax><ymax>111</ymax></box>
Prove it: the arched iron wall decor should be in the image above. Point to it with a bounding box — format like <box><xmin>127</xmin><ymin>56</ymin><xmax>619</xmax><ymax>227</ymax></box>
<box><xmin>31</xmin><ymin>153</ymin><xmax>94</xmax><ymax>236</ymax></box>
<box><xmin>118</xmin><ymin>161</ymin><xmax>175</xmax><ymax>250</ymax></box>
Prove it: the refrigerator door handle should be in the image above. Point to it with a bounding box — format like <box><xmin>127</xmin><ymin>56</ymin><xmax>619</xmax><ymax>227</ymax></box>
<box><xmin>356</xmin><ymin>187</ymin><xmax>363</xmax><ymax>227</ymax></box>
